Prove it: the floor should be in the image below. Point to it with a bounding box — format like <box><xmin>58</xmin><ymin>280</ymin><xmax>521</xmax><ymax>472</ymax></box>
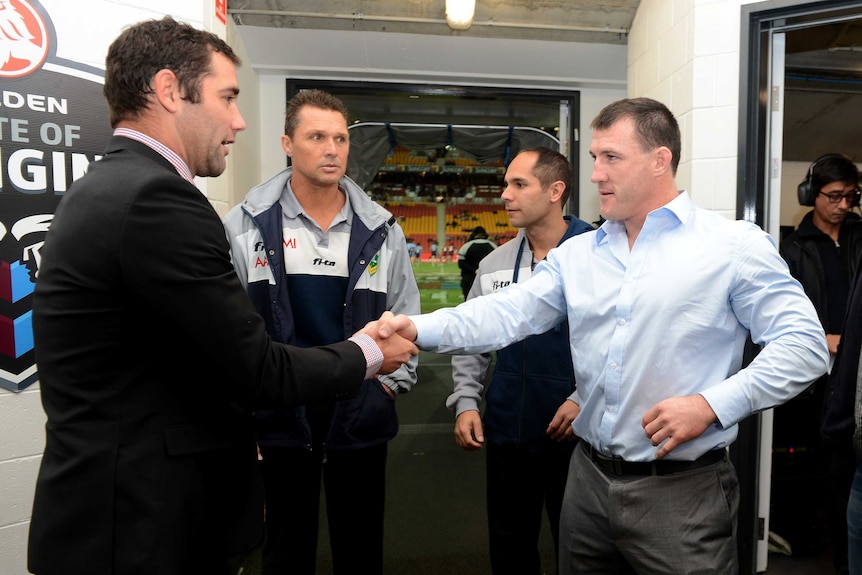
<box><xmin>237</xmin><ymin>352</ymin><xmax>842</xmax><ymax>574</ymax></box>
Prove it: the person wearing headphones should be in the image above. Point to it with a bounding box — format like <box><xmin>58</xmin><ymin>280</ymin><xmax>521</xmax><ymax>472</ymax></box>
<box><xmin>778</xmin><ymin>152</ymin><xmax>862</xmax><ymax>572</ymax></box>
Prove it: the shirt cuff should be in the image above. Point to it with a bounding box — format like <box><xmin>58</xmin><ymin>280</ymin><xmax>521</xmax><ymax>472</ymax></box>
<box><xmin>348</xmin><ymin>333</ymin><xmax>384</xmax><ymax>380</ymax></box>
<box><xmin>411</xmin><ymin>313</ymin><xmax>439</xmax><ymax>349</ymax></box>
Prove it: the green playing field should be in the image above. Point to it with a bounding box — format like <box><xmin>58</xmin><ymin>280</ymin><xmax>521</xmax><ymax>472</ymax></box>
<box><xmin>411</xmin><ymin>260</ymin><xmax>463</xmax><ymax>313</ymax></box>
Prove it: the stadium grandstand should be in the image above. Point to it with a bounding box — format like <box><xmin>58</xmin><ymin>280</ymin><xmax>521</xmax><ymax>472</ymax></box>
<box><xmin>369</xmin><ymin>146</ymin><xmax>518</xmax><ymax>258</ymax></box>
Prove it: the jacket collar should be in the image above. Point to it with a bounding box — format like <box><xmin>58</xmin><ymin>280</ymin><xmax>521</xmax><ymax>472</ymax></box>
<box><xmin>241</xmin><ymin>166</ymin><xmax>392</xmax><ymax>230</ymax></box>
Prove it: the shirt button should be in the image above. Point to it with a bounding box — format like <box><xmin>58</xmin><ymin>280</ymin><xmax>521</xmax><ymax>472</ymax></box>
<box><xmin>610</xmin><ymin>362</ymin><xmax>618</xmax><ymax>370</ymax></box>
<box><xmin>619</xmin><ymin>319</ymin><xmax>626</xmax><ymax>326</ymax></box>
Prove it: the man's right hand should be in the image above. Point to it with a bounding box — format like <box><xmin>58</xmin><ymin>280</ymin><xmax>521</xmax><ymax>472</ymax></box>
<box><xmin>377</xmin><ymin>313</ymin><xmax>418</xmax><ymax>342</ymax></box>
<box><xmin>374</xmin><ymin>329</ymin><xmax>418</xmax><ymax>374</ymax></box>
<box><xmin>454</xmin><ymin>410</ymin><xmax>484</xmax><ymax>451</ymax></box>
<box><xmin>826</xmin><ymin>333</ymin><xmax>841</xmax><ymax>355</ymax></box>
<box><xmin>362</xmin><ymin>312</ymin><xmax>420</xmax><ymax>374</ymax></box>
<box><xmin>356</xmin><ymin>312</ymin><xmax>418</xmax><ymax>374</ymax></box>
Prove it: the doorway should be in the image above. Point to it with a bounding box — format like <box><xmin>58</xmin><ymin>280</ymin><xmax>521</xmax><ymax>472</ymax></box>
<box><xmin>285</xmin><ymin>80</ymin><xmax>579</xmax><ymax>209</ymax></box>
<box><xmin>739</xmin><ymin>1</ymin><xmax>862</xmax><ymax>573</ymax></box>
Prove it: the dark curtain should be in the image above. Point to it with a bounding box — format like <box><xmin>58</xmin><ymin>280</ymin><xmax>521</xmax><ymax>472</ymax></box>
<box><xmin>346</xmin><ymin>123</ymin><xmax>560</xmax><ymax>190</ymax></box>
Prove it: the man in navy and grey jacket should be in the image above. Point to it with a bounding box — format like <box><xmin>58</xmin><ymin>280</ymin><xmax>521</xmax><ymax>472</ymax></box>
<box><xmin>448</xmin><ymin>147</ymin><xmax>593</xmax><ymax>575</ymax></box>
<box><xmin>224</xmin><ymin>90</ymin><xmax>419</xmax><ymax>575</ymax></box>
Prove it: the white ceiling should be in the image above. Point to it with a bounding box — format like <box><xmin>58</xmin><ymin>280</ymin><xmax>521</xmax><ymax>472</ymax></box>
<box><xmin>227</xmin><ymin>0</ymin><xmax>639</xmax><ymax>45</ymax></box>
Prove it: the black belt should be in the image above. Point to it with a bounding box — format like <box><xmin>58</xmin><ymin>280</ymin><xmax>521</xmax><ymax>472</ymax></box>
<box><xmin>585</xmin><ymin>443</ymin><xmax>726</xmax><ymax>476</ymax></box>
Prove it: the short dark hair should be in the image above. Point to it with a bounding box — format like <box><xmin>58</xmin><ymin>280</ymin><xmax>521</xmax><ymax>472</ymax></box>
<box><xmin>591</xmin><ymin>98</ymin><xmax>681</xmax><ymax>175</ymax></box>
<box><xmin>517</xmin><ymin>147</ymin><xmax>574</xmax><ymax>207</ymax></box>
<box><xmin>284</xmin><ymin>89</ymin><xmax>349</xmax><ymax>137</ymax></box>
<box><xmin>811</xmin><ymin>153</ymin><xmax>860</xmax><ymax>192</ymax></box>
<box><xmin>103</xmin><ymin>16</ymin><xmax>240</xmax><ymax>127</ymax></box>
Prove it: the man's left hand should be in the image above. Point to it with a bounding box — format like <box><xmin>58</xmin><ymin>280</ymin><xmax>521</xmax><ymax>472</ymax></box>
<box><xmin>642</xmin><ymin>394</ymin><xmax>717</xmax><ymax>458</ymax></box>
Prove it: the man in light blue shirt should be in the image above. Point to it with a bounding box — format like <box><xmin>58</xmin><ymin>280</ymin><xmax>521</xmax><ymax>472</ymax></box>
<box><xmin>379</xmin><ymin>98</ymin><xmax>829</xmax><ymax>574</ymax></box>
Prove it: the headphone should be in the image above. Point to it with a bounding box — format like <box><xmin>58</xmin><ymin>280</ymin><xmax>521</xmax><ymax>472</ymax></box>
<box><xmin>797</xmin><ymin>153</ymin><xmax>861</xmax><ymax>207</ymax></box>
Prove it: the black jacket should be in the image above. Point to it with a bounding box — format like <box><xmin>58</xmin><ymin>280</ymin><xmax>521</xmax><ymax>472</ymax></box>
<box><xmin>780</xmin><ymin>210</ymin><xmax>862</xmax><ymax>452</ymax></box>
<box><xmin>821</xmin><ymin>267</ymin><xmax>862</xmax><ymax>450</ymax></box>
<box><xmin>28</xmin><ymin>137</ymin><xmax>366</xmax><ymax>575</ymax></box>
<box><xmin>458</xmin><ymin>238</ymin><xmax>496</xmax><ymax>294</ymax></box>
<box><xmin>779</xmin><ymin>211</ymin><xmax>862</xmax><ymax>331</ymax></box>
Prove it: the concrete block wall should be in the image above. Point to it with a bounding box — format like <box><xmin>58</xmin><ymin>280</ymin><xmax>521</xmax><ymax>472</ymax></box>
<box><xmin>0</xmin><ymin>388</ymin><xmax>43</xmax><ymax>575</ymax></box>
<box><xmin>628</xmin><ymin>0</ymin><xmax>754</xmax><ymax>220</ymax></box>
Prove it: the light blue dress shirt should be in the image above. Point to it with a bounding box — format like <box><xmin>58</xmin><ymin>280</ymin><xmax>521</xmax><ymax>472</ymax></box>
<box><xmin>412</xmin><ymin>192</ymin><xmax>829</xmax><ymax>462</ymax></box>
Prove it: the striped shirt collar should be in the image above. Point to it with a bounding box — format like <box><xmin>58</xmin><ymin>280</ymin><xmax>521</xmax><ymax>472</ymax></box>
<box><xmin>112</xmin><ymin>128</ymin><xmax>195</xmax><ymax>184</ymax></box>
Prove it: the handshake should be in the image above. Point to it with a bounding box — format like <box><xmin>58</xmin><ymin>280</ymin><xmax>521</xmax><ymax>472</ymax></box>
<box><xmin>354</xmin><ymin>312</ymin><xmax>419</xmax><ymax>375</ymax></box>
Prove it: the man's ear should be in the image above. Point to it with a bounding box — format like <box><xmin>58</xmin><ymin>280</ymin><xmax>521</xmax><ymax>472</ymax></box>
<box><xmin>548</xmin><ymin>180</ymin><xmax>566</xmax><ymax>203</ymax></box>
<box><xmin>655</xmin><ymin>146</ymin><xmax>673</xmax><ymax>176</ymax></box>
<box><xmin>152</xmin><ymin>69</ymin><xmax>181</xmax><ymax>112</ymax></box>
<box><xmin>281</xmin><ymin>134</ymin><xmax>293</xmax><ymax>158</ymax></box>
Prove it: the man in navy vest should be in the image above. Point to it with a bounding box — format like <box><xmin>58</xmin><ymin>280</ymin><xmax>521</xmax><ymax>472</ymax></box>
<box><xmin>449</xmin><ymin>147</ymin><xmax>593</xmax><ymax>574</ymax></box>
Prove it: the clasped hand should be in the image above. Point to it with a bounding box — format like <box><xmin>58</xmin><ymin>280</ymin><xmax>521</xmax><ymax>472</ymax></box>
<box><xmin>355</xmin><ymin>311</ymin><xmax>419</xmax><ymax>374</ymax></box>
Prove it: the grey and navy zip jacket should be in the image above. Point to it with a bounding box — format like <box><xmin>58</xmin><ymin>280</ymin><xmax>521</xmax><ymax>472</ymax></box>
<box><xmin>447</xmin><ymin>215</ymin><xmax>594</xmax><ymax>451</ymax></box>
<box><xmin>223</xmin><ymin>167</ymin><xmax>420</xmax><ymax>451</ymax></box>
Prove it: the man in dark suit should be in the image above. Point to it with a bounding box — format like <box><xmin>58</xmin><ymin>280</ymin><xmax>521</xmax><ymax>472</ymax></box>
<box><xmin>26</xmin><ymin>16</ymin><xmax>416</xmax><ymax>575</ymax></box>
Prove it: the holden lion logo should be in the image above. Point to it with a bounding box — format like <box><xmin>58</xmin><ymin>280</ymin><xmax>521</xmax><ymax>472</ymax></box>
<box><xmin>0</xmin><ymin>0</ymin><xmax>48</xmax><ymax>78</ymax></box>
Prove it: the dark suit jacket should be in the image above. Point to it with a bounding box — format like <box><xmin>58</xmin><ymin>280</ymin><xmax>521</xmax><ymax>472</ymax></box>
<box><xmin>27</xmin><ymin>137</ymin><xmax>366</xmax><ymax>575</ymax></box>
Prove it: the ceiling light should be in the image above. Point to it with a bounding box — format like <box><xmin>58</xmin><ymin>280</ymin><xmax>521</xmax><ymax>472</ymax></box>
<box><xmin>446</xmin><ymin>0</ymin><xmax>475</xmax><ymax>31</ymax></box>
